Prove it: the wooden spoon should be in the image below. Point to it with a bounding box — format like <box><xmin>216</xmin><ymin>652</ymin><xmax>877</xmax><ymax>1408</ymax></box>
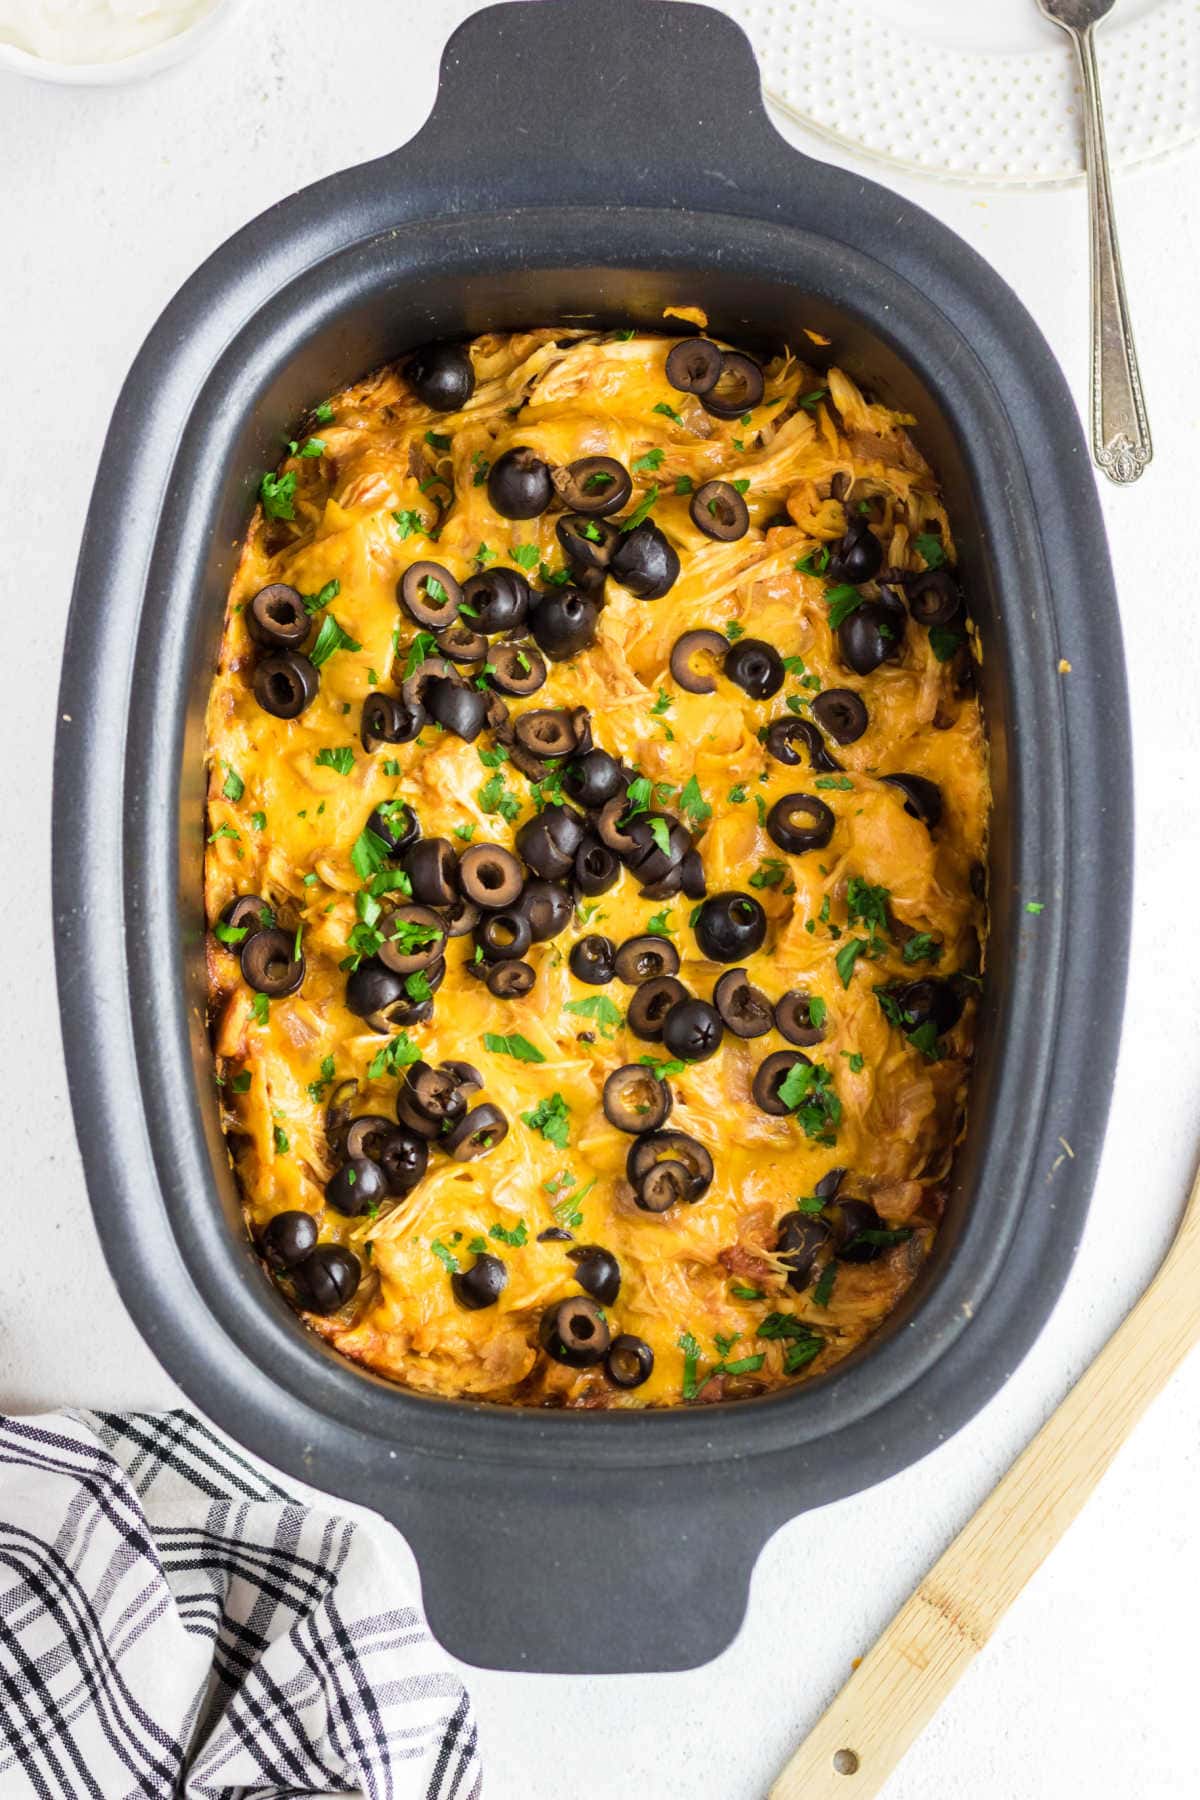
<box><xmin>771</xmin><ymin>1158</ymin><xmax>1200</xmax><ymax>1799</ymax></box>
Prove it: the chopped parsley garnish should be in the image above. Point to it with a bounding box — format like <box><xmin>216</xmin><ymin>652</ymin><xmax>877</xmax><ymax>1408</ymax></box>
<box><xmin>350</xmin><ymin>826</ymin><xmax>393</xmax><ymax>881</ymax></box>
<box><xmin>1025</xmin><ymin>900</ymin><xmax>1045</xmax><ymax>915</ymax></box>
<box><xmin>250</xmin><ymin>811</ymin><xmax>267</xmax><ymax>831</ymax></box>
<box><xmin>424</xmin><ymin>429</ymin><xmax>452</xmax><ymax>452</ymax></box>
<box><xmin>387</xmin><ymin>917</ymin><xmax>441</xmax><ymax>954</ymax></box>
<box><xmin>273</xmin><ymin>1126</ymin><xmax>290</xmax><ymax>1154</ymax></box>
<box><xmin>902</xmin><ymin>933</ymin><xmax>941</xmax><ymax>964</ymax></box>
<box><xmin>563</xmin><ymin>994</ymin><xmax>624</xmax><ymax>1035</ymax></box>
<box><xmin>798</xmin><ymin>388</ymin><xmax>828</xmax><ymax>412</ymax></box>
<box><xmin>472</xmin><ymin>451</ymin><xmax>491</xmax><ymax>487</ymax></box>
<box><xmin>677</xmin><ymin>775</ymin><xmax>711</xmax><ymax>829</ymax></box>
<box><xmin>723</xmin><ymin>620</ymin><xmax>745</xmax><ymax>641</ymax></box>
<box><xmin>825</xmin><ymin>584</ymin><xmax>864</xmax><ymax>629</ymax></box>
<box><xmin>208</xmin><ymin>823</ymin><xmax>240</xmax><ymax>844</ymax></box>
<box><xmin>392</xmin><ymin>509</ymin><xmax>425</xmax><ymax>539</ymax></box>
<box><xmin>728</xmin><ymin>784</ymin><xmax>747</xmax><ymax>804</ymax></box>
<box><xmin>795</xmin><ymin>546</ymin><xmax>831</xmax><ymax>576</ymax></box>
<box><xmin>478</xmin><ymin>744</ymin><xmax>509</xmax><ymax>768</ymax></box>
<box><xmin>313</xmin><ymin>401</ymin><xmax>335</xmax><ymax>425</ymax></box>
<box><xmin>485</xmin><ymin>1032</ymin><xmax>546</xmax><ymax>1064</ymax></box>
<box><xmin>366</xmin><ymin>1032</ymin><xmax>421</xmax><ymax>1080</ymax></box>
<box><xmin>633</xmin><ymin>448</ymin><xmax>665</xmax><ymax>473</ymax></box>
<box><xmin>230</xmin><ymin>1070</ymin><xmax>252</xmax><ymax>1094</ymax></box>
<box><xmin>647</xmin><ymin>816</ymin><xmax>672</xmax><ymax>856</ymax></box>
<box><xmin>453</xmin><ymin>822</ymin><xmax>476</xmax><ymax>842</ymax></box>
<box><xmin>403</xmin><ymin>630</ymin><xmax>439</xmax><ymax>677</ymax></box>
<box><xmin>650</xmin><ymin>688</ymin><xmax>672</xmax><ymax>716</ymax></box>
<box><xmin>645</xmin><ymin>908</ymin><xmax>675</xmax><ymax>937</ymax></box>
<box><xmin>811</xmin><ymin>1262</ymin><xmax>838</xmax><ymax>1308</ymax></box>
<box><xmin>815</xmin><ymin>775</ymin><xmax>854</xmax><ymax>791</ymax></box>
<box><xmin>624</xmin><ymin>774</ymin><xmax>653</xmax><ymax>817</ymax></box>
<box><xmin>847</xmin><ymin>876</ymin><xmax>890</xmax><ymax>942</ymax></box>
<box><xmin>478</xmin><ymin>772</ymin><xmax>522</xmax><ymax>823</ymax></box>
<box><xmin>914</xmin><ymin>531</ymin><xmax>947</xmax><ymax>569</ymax></box>
<box><xmin>251</xmin><ymin>992</ymin><xmax>270</xmax><ymax>1027</ymax></box>
<box><xmin>730</xmin><ymin>1282</ymin><xmax>763</xmax><ymax>1301</ymax></box>
<box><xmin>653</xmin><ymin>401</ymin><xmax>683</xmax><ymax>425</ymax></box>
<box><xmin>221</xmin><ymin>765</ymin><xmax>244</xmax><ymax>803</ymax></box>
<box><xmin>719</xmin><ymin>1354</ymin><xmax>765</xmax><ymax>1376</ymax></box>
<box><xmin>674</xmin><ymin>475</ymin><xmax>694</xmax><ymax>495</ymax></box>
<box><xmin>678</xmin><ymin>1331</ymin><xmax>703</xmax><ymax>1399</ymax></box>
<box><xmin>430</xmin><ymin>1238</ymin><xmax>459</xmax><ymax>1273</ymax></box>
<box><xmin>310</xmin><ymin>614</ymin><xmax>361</xmax><ymax>667</ymax></box>
<box><xmin>314</xmin><ymin>745</ymin><xmax>355</xmax><ymax>776</ymax></box>
<box><xmin>490</xmin><ymin>1219</ymin><xmax>529</xmax><ymax>1248</ymax></box>
<box><xmin>749</xmin><ymin>858</ymin><xmax>788</xmax><ymax>890</ymax></box>
<box><xmin>784</xmin><ymin>1338</ymin><xmax>823</xmax><ymax>1374</ymax></box>
<box><xmin>620</xmin><ymin>484</ymin><xmax>659</xmax><ymax>533</ymax></box>
<box><xmin>843</xmin><ymin>1051</ymin><xmax>865</xmax><ymax>1073</ymax></box>
<box><xmin>510</xmin><ymin>543</ymin><xmax>540</xmax><ymax>571</ymax></box>
<box><xmin>259</xmin><ymin>470</ymin><xmax>297</xmax><ymax>520</ymax></box>
<box><xmin>808</xmin><ymin>996</ymin><xmax>828</xmax><ymax>1028</ymax></box>
<box><xmin>306</xmin><ymin>1055</ymin><xmax>336</xmax><ymax>1103</ymax></box>
<box><xmin>776</xmin><ymin>1059</ymin><xmax>842</xmax><ymax>1140</ymax></box>
<box><xmin>835</xmin><ymin>938</ymin><xmax>867</xmax><ymax>988</ymax></box>
<box><xmin>521</xmin><ymin>1091</ymin><xmax>570</xmax><ymax>1147</ymax></box>
<box><xmin>639</xmin><ymin>1054</ymin><xmax>687</xmax><ymax>1078</ymax></box>
<box><xmin>214</xmin><ymin>921</ymin><xmax>248</xmax><ymax>946</ymax></box>
<box><xmin>405</xmin><ymin>970</ymin><xmax>433</xmax><ymax>1004</ymax></box>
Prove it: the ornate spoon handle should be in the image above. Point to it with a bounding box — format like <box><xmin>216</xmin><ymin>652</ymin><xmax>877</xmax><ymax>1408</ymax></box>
<box><xmin>1073</xmin><ymin>21</ymin><xmax>1152</xmax><ymax>483</ymax></box>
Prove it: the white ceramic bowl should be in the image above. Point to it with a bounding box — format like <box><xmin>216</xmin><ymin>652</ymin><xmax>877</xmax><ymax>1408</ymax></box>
<box><xmin>0</xmin><ymin>0</ymin><xmax>242</xmax><ymax>85</ymax></box>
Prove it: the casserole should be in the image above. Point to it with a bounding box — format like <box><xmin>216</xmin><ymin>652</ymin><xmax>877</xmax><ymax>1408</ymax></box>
<box><xmin>53</xmin><ymin>0</ymin><xmax>1131</xmax><ymax>1671</ymax></box>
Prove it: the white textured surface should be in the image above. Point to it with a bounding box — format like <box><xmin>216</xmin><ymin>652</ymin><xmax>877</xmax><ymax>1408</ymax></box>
<box><xmin>1</xmin><ymin>4</ymin><xmax>1199</xmax><ymax>1797</ymax></box>
<box><xmin>734</xmin><ymin>0</ymin><xmax>1200</xmax><ymax>185</ymax></box>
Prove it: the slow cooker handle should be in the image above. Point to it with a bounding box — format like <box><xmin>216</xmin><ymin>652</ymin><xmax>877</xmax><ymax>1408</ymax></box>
<box><xmin>399</xmin><ymin>0</ymin><xmax>804</xmax><ymax>213</ymax></box>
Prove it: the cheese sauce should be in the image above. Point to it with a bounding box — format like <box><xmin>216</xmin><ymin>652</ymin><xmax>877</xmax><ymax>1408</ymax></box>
<box><xmin>204</xmin><ymin>328</ymin><xmax>988</xmax><ymax>1408</ymax></box>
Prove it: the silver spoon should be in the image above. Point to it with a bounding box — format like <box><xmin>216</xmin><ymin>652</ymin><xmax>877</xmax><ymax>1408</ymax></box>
<box><xmin>1037</xmin><ymin>0</ymin><xmax>1152</xmax><ymax>482</ymax></box>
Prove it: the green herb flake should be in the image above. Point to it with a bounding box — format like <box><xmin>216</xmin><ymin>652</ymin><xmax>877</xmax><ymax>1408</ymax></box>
<box><xmin>251</xmin><ymin>992</ymin><xmax>270</xmax><ymax>1027</ymax></box>
<box><xmin>678</xmin><ymin>1331</ymin><xmax>703</xmax><ymax>1400</ymax></box>
<box><xmin>645</xmin><ymin>908</ymin><xmax>675</xmax><ymax>938</ymax></box>
<box><xmin>314</xmin><ymin>745</ymin><xmax>355</xmax><ymax>776</ymax></box>
<box><xmin>811</xmin><ymin>1262</ymin><xmax>838</xmax><ymax>1308</ymax></box>
<box><xmin>273</xmin><ymin>1125</ymin><xmax>290</xmax><ymax>1154</ymax></box>
<box><xmin>489</xmin><ymin>1219</ymin><xmax>529</xmax><ymax>1248</ymax></box>
<box><xmin>485</xmin><ymin>1032</ymin><xmax>546</xmax><ymax>1065</ymax></box>
<box><xmin>208</xmin><ymin>823</ymin><xmax>240</xmax><ymax>844</ymax></box>
<box><xmin>674</xmin><ymin>475</ymin><xmax>694</xmax><ymax>495</ymax></box>
<box><xmin>653</xmin><ymin>401</ymin><xmax>683</xmax><ymax>425</ymax></box>
<box><xmin>730</xmin><ymin>1282</ymin><xmax>763</xmax><ymax>1301</ymax></box>
<box><xmin>620</xmin><ymin>484</ymin><xmax>660</xmax><ymax>533</ymax></box>
<box><xmin>563</xmin><ymin>994</ymin><xmax>624</xmax><ymax>1036</ymax></box>
<box><xmin>431</xmin><ymin>1238</ymin><xmax>460</xmax><ymax>1274</ymax></box>
<box><xmin>728</xmin><ymin>783</ymin><xmax>748</xmax><ymax>804</ymax></box>
<box><xmin>677</xmin><ymin>774</ymin><xmax>711</xmax><ymax>829</ymax></box>
<box><xmin>510</xmin><ymin>543</ymin><xmax>540</xmax><ymax>571</ymax></box>
<box><xmin>914</xmin><ymin>531</ymin><xmax>947</xmax><ymax>570</ymax></box>
<box><xmin>1025</xmin><ymin>901</ymin><xmax>1045</xmax><ymax>915</ymax></box>
<box><xmin>310</xmin><ymin>614</ymin><xmax>362</xmax><ymax>668</ymax></box>
<box><xmin>639</xmin><ymin>1054</ymin><xmax>687</xmax><ymax>1079</ymax></box>
<box><xmin>221</xmin><ymin>765</ymin><xmax>245</xmax><ymax>803</ymax></box>
<box><xmin>259</xmin><ymin>470</ymin><xmax>297</xmax><ymax>520</ymax></box>
<box><xmin>392</xmin><ymin>509</ymin><xmax>425</xmax><ymax>540</ymax></box>
<box><xmin>929</xmin><ymin>625</ymin><xmax>963</xmax><ymax>663</ymax></box>
<box><xmin>366</xmin><ymin>1032</ymin><xmax>421</xmax><ymax>1080</ymax></box>
<box><xmin>424</xmin><ymin>429</ymin><xmax>452</xmax><ymax>452</ymax></box>
<box><xmin>826</xmin><ymin>584</ymin><xmax>864</xmax><ymax>630</ymax></box>
<box><xmin>815</xmin><ymin>775</ymin><xmax>854</xmax><ymax>791</ymax></box>
<box><xmin>521</xmin><ymin>1091</ymin><xmax>571</xmax><ymax>1148</ymax></box>
<box><xmin>902</xmin><ymin>932</ymin><xmax>942</xmax><ymax>964</ymax></box>
<box><xmin>230</xmin><ymin>1070</ymin><xmax>252</xmax><ymax>1094</ymax></box>
<box><xmin>724</xmin><ymin>620</ymin><xmax>745</xmax><ymax>642</ymax></box>
<box><xmin>835</xmin><ymin>938</ymin><xmax>867</xmax><ymax>988</ymax></box>
<box><xmin>784</xmin><ymin>1338</ymin><xmax>823</xmax><ymax>1374</ymax></box>
<box><xmin>808</xmin><ymin>996</ymin><xmax>828</xmax><ymax>1028</ymax></box>
<box><xmin>633</xmin><ymin>448</ymin><xmax>666</xmax><ymax>473</ymax></box>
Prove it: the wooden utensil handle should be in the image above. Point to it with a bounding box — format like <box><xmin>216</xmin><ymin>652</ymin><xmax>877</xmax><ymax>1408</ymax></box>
<box><xmin>771</xmin><ymin>1172</ymin><xmax>1200</xmax><ymax>1800</ymax></box>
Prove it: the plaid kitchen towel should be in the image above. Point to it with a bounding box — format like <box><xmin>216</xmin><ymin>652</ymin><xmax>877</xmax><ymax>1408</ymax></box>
<box><xmin>0</xmin><ymin>1410</ymin><xmax>482</xmax><ymax>1800</ymax></box>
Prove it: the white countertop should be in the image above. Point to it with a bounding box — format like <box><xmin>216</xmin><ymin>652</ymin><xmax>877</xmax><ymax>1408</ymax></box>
<box><xmin>2</xmin><ymin>4</ymin><xmax>1198</xmax><ymax>1795</ymax></box>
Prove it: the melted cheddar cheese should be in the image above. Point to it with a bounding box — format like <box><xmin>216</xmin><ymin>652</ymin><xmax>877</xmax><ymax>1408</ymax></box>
<box><xmin>204</xmin><ymin>328</ymin><xmax>988</xmax><ymax>1408</ymax></box>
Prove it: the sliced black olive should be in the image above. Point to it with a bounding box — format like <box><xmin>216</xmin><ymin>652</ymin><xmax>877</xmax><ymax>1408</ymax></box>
<box><xmin>487</xmin><ymin>640</ymin><xmax>547</xmax><ymax>696</ymax></box>
<box><xmin>552</xmin><ymin>455</ymin><xmax>633</xmax><ymax>516</ymax></box>
<box><xmin>514</xmin><ymin>878</ymin><xmax>573</xmax><ymax>943</ymax></box>
<box><xmin>324</xmin><ymin>1079</ymin><xmax>359</xmax><ymax>1147</ymax></box>
<box><xmin>574</xmin><ymin>837</ymin><xmax>620</xmax><ymax>897</ymax></box>
<box><xmin>882</xmin><ymin>773</ymin><xmax>943</xmax><ymax>830</ymax></box>
<box><xmin>436</xmin><ymin>622</ymin><xmax>489</xmax><ymax>664</ymax></box>
<box><xmin>402</xmin><ymin>838</ymin><xmax>459</xmax><ymax>907</ymax></box>
<box><xmin>765</xmin><ymin>717</ymin><xmax>842</xmax><ymax>774</ymax></box>
<box><xmin>462</xmin><ymin>566</ymin><xmax>531</xmax><ymax>634</ymax></box>
<box><xmin>693</xmin><ymin>892</ymin><xmax>766</xmax><ymax>962</ymax></box>
<box><xmin>401</xmin><ymin>652</ymin><xmax>457</xmax><ymax>712</ymax></box>
<box><xmin>253</xmin><ymin>651</ymin><xmax>318</xmax><ymax>719</ymax></box>
<box><xmin>603</xmin><ymin>1064</ymin><xmax>673</xmax><ymax>1134</ymax></box>
<box><xmin>596</xmin><ymin>795</ymin><xmax>642</xmax><ymax>858</ymax></box>
<box><xmin>406</xmin><ymin>340</ymin><xmax>474</xmax><ymax>411</ymax></box>
<box><xmin>345</xmin><ymin>1114</ymin><xmax>398</xmax><ymax>1162</ymax></box>
<box><xmin>367</xmin><ymin>798</ymin><xmax>419</xmax><ymax>856</ymax></box>
<box><xmin>775</xmin><ymin>1211</ymin><xmax>833</xmax><ymax>1292</ymax></box>
<box><xmin>774</xmin><ymin>990</ymin><xmax>826</xmax><ymax>1046</ymax></box>
<box><xmin>530</xmin><ymin>586</ymin><xmax>600</xmax><ymax>660</ymax></box>
<box><xmin>486</xmin><ymin>959</ymin><xmax>535</xmax><ymax>998</ymax></box>
<box><xmin>515</xmin><ymin>709</ymin><xmax>580</xmax><ymax>759</ymax></box>
<box><xmin>886</xmin><ymin>977</ymin><xmax>965</xmax><ymax>1037</ymax></box>
<box><xmin>443</xmin><ymin>1059</ymin><xmax>484</xmax><ymax>1096</ymax></box>
<box><xmin>606</xmin><ymin>1333</ymin><xmax>654</xmax><ymax>1388</ymax></box>
<box><xmin>488</xmin><ymin>446</ymin><xmax>554</xmax><ymax>519</ymax></box>
<box><xmin>669</xmin><ymin>628</ymin><xmax>727</xmax><ymax>694</ymax></box>
<box><xmin>906</xmin><ymin>567</ymin><xmax>961</xmax><ymax>628</ymax></box>
<box><xmin>377</xmin><ymin>1128</ymin><xmax>429</xmax><ymax>1195</ymax></box>
<box><xmin>635</xmin><ymin>1161</ymin><xmax>693</xmax><ymax>1212</ymax></box>
<box><xmin>626</xmin><ymin>975</ymin><xmax>687</xmax><ymax>1040</ymax></box>
<box><xmin>815</xmin><ymin>1166</ymin><xmax>847</xmax><ymax>1200</ymax></box>
<box><xmin>662</xmin><ymin>998</ymin><xmax>724</xmax><ymax>1062</ymax></box>
<box><xmin>220</xmin><ymin>893</ymin><xmax>271</xmax><ymax>936</ymax></box>
<box><xmin>752</xmin><ymin>1050</ymin><xmax>811</xmax><ymax>1116</ymax></box>
<box><xmin>665</xmin><ymin>337</ymin><xmax>723</xmax><ymax>394</ymax></box>
<box><xmin>261</xmin><ymin>1209</ymin><xmax>317</xmax><ymax>1270</ymax></box>
<box><xmin>569</xmin><ymin>934</ymin><xmax>616</xmax><ymax>985</ymax></box>
<box><xmin>444</xmin><ymin>1102</ymin><xmax>510</xmax><ymax>1161</ymax></box>
<box><xmin>767</xmin><ymin>793</ymin><xmax>835</xmax><ymax>855</ymax></box>
<box><xmin>724</xmin><ymin>637</ymin><xmax>784</xmax><ymax>700</ymax></box>
<box><xmin>345</xmin><ymin>957</ymin><xmax>407</xmax><ymax>1019</ymax></box>
<box><xmin>296</xmin><ymin>1244</ymin><xmax>361</xmax><ymax>1313</ymax></box>
<box><xmin>838</xmin><ymin>598</ymin><xmax>906</xmax><ymax>676</ymax></box>
<box><xmin>516</xmin><ymin>804</ymin><xmax>585</xmax><ymax>879</ymax></box>
<box><xmin>680</xmin><ymin>849</ymin><xmax>707</xmax><ymax>902</ymax></box>
<box><xmin>362</xmin><ymin>692</ymin><xmax>425</xmax><ymax>751</ymax></box>
<box><xmin>691</xmin><ymin>480</ymin><xmax>750</xmax><ymax>542</ymax></box>
<box><xmin>811</xmin><ymin>688</ymin><xmax>868</xmax><ymax>744</ymax></box>
<box><xmin>399</xmin><ymin>560</ymin><xmax>462</xmax><ymax>629</ymax></box>
<box><xmin>377</xmin><ymin>905</ymin><xmax>447</xmax><ymax>974</ymax></box>
<box><xmin>713</xmin><ymin>968</ymin><xmax>773</xmax><ymax>1038</ymax></box>
<box><xmin>827</xmin><ymin>514</ymin><xmax>883</xmax><ymax>585</ymax></box>
<box><xmin>615</xmin><ymin>934</ymin><xmax>681</xmax><ymax>985</ymax></box>
<box><xmin>397</xmin><ymin>1062</ymin><xmax>467</xmax><ymax>1136</ymax></box>
<box><xmin>626</xmin><ymin>1129</ymin><xmax>714</xmax><ymax>1200</ymax></box>
<box><xmin>562</xmin><ymin>750</ymin><xmax>622</xmax><ymax>811</ymax></box>
<box><xmin>539</xmin><ymin>1226</ymin><xmax>574</xmax><ymax>1243</ymax></box>
<box><xmin>625</xmin><ymin>815</ymin><xmax>691</xmax><ymax>884</ymax></box>
<box><xmin>702</xmin><ymin>351</ymin><xmax>765</xmax><ymax>420</ymax></box>
<box><xmin>828</xmin><ymin>1197</ymin><xmax>888</xmax><ymax>1262</ymax></box>
<box><xmin>452</xmin><ymin>1252</ymin><xmax>508</xmax><ymax>1309</ymax></box>
<box><xmin>459</xmin><ymin>843</ymin><xmax>523</xmax><ymax>909</ymax></box>
<box><xmin>476</xmin><ymin>909</ymin><xmax>533</xmax><ymax>962</ymax></box>
<box><xmin>540</xmin><ymin>1295</ymin><xmax>611</xmax><ymax>1366</ymax></box>
<box><xmin>441</xmin><ymin>896</ymin><xmax>482</xmax><ymax>940</ymax></box>
<box><xmin>241</xmin><ymin>927</ymin><xmax>304</xmax><ymax>996</ymax></box>
<box><xmin>610</xmin><ymin>519</ymin><xmax>679</xmax><ymax>600</ymax></box>
<box><xmin>557</xmin><ymin>513</ymin><xmax>621</xmax><ymax>572</ymax></box>
<box><xmin>567</xmin><ymin>1244</ymin><xmax>622</xmax><ymax>1306</ymax></box>
<box><xmin>425</xmin><ymin>677</ymin><xmax>488</xmax><ymax>742</ymax></box>
<box><xmin>325</xmin><ymin>1155</ymin><xmax>387</xmax><ymax>1217</ymax></box>
<box><xmin>247</xmin><ymin>583</ymin><xmax>309</xmax><ymax>649</ymax></box>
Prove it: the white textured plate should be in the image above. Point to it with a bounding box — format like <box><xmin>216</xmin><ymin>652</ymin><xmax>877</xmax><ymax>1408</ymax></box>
<box><xmin>727</xmin><ymin>0</ymin><xmax>1200</xmax><ymax>186</ymax></box>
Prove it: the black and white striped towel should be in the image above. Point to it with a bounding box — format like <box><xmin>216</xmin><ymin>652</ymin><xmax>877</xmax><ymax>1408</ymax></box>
<box><xmin>0</xmin><ymin>1410</ymin><xmax>482</xmax><ymax>1799</ymax></box>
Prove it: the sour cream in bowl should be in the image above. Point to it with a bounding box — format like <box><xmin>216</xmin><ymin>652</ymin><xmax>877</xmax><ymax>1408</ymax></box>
<box><xmin>0</xmin><ymin>0</ymin><xmax>240</xmax><ymax>83</ymax></box>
